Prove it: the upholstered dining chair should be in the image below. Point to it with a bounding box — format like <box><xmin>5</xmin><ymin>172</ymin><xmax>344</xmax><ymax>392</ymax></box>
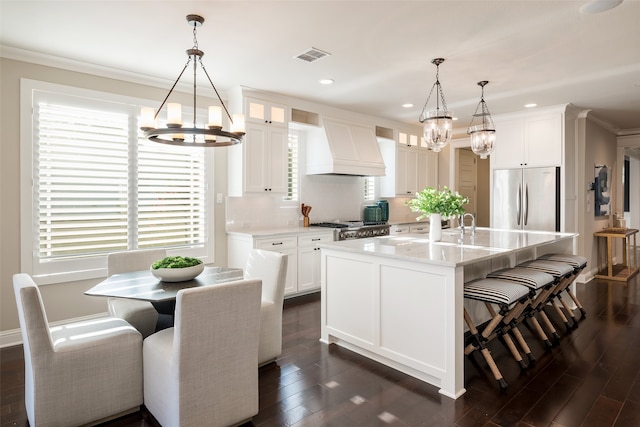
<box><xmin>107</xmin><ymin>248</ymin><xmax>166</xmax><ymax>338</ymax></box>
<box><xmin>143</xmin><ymin>278</ymin><xmax>262</xmax><ymax>427</ymax></box>
<box><xmin>244</xmin><ymin>248</ymin><xmax>288</xmax><ymax>366</ymax></box>
<box><xmin>13</xmin><ymin>273</ymin><xmax>143</xmax><ymax>426</ymax></box>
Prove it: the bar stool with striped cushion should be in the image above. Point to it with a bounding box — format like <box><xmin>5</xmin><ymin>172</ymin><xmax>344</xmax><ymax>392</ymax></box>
<box><xmin>537</xmin><ymin>254</ymin><xmax>588</xmax><ymax>318</ymax></box>
<box><xmin>463</xmin><ymin>278</ymin><xmax>531</xmax><ymax>389</ymax></box>
<box><xmin>517</xmin><ymin>259</ymin><xmax>577</xmax><ymax>330</ymax></box>
<box><xmin>487</xmin><ymin>267</ymin><xmax>559</xmax><ymax>348</ymax></box>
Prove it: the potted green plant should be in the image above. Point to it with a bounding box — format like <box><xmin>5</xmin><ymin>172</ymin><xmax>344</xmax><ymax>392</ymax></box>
<box><xmin>406</xmin><ymin>186</ymin><xmax>469</xmax><ymax>241</ymax></box>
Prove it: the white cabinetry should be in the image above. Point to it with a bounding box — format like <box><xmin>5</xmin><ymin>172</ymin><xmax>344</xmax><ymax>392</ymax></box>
<box><xmin>244</xmin><ymin>97</ymin><xmax>287</xmax><ymax>126</ymax></box>
<box><xmin>395</xmin><ymin>146</ymin><xmax>437</xmax><ymax>195</ymax></box>
<box><xmin>389</xmin><ymin>224</ymin><xmax>410</xmax><ymax>235</ymax></box>
<box><xmin>242</xmin><ymin>125</ymin><xmax>288</xmax><ymax>193</ymax></box>
<box><xmin>228</xmin><ymin>95</ymin><xmax>290</xmax><ymax>196</ymax></box>
<box><xmin>380</xmin><ymin>131</ymin><xmax>438</xmax><ymax>197</ymax></box>
<box><xmin>409</xmin><ymin>223</ymin><xmax>429</xmax><ymax>234</ymax></box>
<box><xmin>297</xmin><ymin>233</ymin><xmax>334</xmax><ymax>293</ymax></box>
<box><xmin>227</xmin><ymin>230</ymin><xmax>333</xmax><ymax>297</ymax></box>
<box><xmin>491</xmin><ymin>113</ymin><xmax>562</xmax><ymax>168</ymax></box>
<box><xmin>489</xmin><ymin>104</ymin><xmax>581</xmax><ymax>234</ymax></box>
<box><xmin>255</xmin><ymin>236</ymin><xmax>298</xmax><ymax>295</ymax></box>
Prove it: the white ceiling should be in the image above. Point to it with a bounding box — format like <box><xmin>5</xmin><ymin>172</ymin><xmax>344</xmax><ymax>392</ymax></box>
<box><xmin>2</xmin><ymin>0</ymin><xmax>640</xmax><ymax>133</ymax></box>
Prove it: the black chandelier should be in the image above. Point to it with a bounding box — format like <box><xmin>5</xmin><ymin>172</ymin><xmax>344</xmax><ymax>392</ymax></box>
<box><xmin>139</xmin><ymin>14</ymin><xmax>245</xmax><ymax>147</ymax></box>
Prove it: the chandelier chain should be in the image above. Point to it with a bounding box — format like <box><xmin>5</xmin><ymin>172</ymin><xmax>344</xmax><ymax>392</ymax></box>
<box><xmin>192</xmin><ymin>24</ymin><xmax>198</xmax><ymax>50</ymax></box>
<box><xmin>418</xmin><ymin>59</ymin><xmax>450</xmax><ymax>123</ymax></box>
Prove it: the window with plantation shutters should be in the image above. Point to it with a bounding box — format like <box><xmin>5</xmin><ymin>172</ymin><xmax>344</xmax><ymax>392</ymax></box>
<box><xmin>22</xmin><ymin>80</ymin><xmax>213</xmax><ymax>283</ymax></box>
<box><xmin>36</xmin><ymin>103</ymin><xmax>130</xmax><ymax>260</ymax></box>
<box><xmin>286</xmin><ymin>133</ymin><xmax>299</xmax><ymax>201</ymax></box>
<box><xmin>364</xmin><ymin>176</ymin><xmax>376</xmax><ymax>201</ymax></box>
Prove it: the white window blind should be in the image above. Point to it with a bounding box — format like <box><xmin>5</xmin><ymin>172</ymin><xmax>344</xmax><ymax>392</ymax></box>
<box><xmin>137</xmin><ymin>139</ymin><xmax>206</xmax><ymax>249</ymax></box>
<box><xmin>286</xmin><ymin>133</ymin><xmax>299</xmax><ymax>201</ymax></box>
<box><xmin>23</xmin><ymin>81</ymin><xmax>213</xmax><ymax>283</ymax></box>
<box><xmin>36</xmin><ymin>103</ymin><xmax>130</xmax><ymax>260</ymax></box>
<box><xmin>364</xmin><ymin>177</ymin><xmax>376</xmax><ymax>201</ymax></box>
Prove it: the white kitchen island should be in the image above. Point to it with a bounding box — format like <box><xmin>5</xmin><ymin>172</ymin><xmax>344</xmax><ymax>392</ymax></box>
<box><xmin>319</xmin><ymin>227</ymin><xmax>577</xmax><ymax>399</ymax></box>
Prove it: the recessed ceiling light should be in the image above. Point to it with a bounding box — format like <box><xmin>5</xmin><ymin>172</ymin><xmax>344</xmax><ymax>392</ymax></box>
<box><xmin>580</xmin><ymin>0</ymin><xmax>623</xmax><ymax>14</ymax></box>
<box><xmin>524</xmin><ymin>103</ymin><xmax>537</xmax><ymax>108</ymax></box>
<box><xmin>402</xmin><ymin>103</ymin><xmax>414</xmax><ymax>108</ymax></box>
<box><xmin>319</xmin><ymin>78</ymin><xmax>334</xmax><ymax>85</ymax></box>
<box><xmin>452</xmin><ymin>117</ymin><xmax>459</xmax><ymax>121</ymax></box>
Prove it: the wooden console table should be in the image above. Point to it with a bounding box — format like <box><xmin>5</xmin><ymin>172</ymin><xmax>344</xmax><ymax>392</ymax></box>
<box><xmin>594</xmin><ymin>228</ymin><xmax>638</xmax><ymax>282</ymax></box>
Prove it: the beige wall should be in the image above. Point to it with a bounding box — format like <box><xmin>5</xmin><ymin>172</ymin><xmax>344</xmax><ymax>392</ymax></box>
<box><xmin>577</xmin><ymin>114</ymin><xmax>619</xmax><ymax>276</ymax></box>
<box><xmin>0</xmin><ymin>58</ymin><xmax>229</xmax><ymax>334</ymax></box>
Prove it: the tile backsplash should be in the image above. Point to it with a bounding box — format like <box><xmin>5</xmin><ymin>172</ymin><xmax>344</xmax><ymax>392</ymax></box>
<box><xmin>226</xmin><ymin>177</ymin><xmax>420</xmax><ymax>229</ymax></box>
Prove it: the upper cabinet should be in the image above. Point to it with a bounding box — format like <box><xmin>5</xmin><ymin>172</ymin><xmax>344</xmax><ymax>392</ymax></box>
<box><xmin>228</xmin><ymin>90</ymin><xmax>290</xmax><ymax>196</ymax></box>
<box><xmin>491</xmin><ymin>112</ymin><xmax>562</xmax><ymax>169</ymax></box>
<box><xmin>241</xmin><ymin>125</ymin><xmax>288</xmax><ymax>193</ymax></box>
<box><xmin>379</xmin><ymin>130</ymin><xmax>438</xmax><ymax>197</ymax></box>
<box><xmin>244</xmin><ymin>97</ymin><xmax>287</xmax><ymax>127</ymax></box>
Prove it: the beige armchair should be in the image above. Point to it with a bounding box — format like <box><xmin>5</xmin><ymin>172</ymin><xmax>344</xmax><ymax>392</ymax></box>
<box><xmin>143</xmin><ymin>278</ymin><xmax>262</xmax><ymax>427</ymax></box>
<box><xmin>13</xmin><ymin>273</ymin><xmax>143</xmax><ymax>426</ymax></box>
<box><xmin>107</xmin><ymin>248</ymin><xmax>166</xmax><ymax>338</ymax></box>
<box><xmin>245</xmin><ymin>249</ymin><xmax>288</xmax><ymax>366</ymax></box>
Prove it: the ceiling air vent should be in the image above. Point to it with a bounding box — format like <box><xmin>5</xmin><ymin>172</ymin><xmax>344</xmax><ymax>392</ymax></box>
<box><xmin>296</xmin><ymin>47</ymin><xmax>331</xmax><ymax>63</ymax></box>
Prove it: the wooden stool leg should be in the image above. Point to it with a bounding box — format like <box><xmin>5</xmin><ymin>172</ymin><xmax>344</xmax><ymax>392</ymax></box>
<box><xmin>538</xmin><ymin>310</ymin><xmax>561</xmax><ymax>341</ymax></box>
<box><xmin>510</xmin><ymin>326</ymin><xmax>535</xmax><ymax>363</ymax></box>
<box><xmin>501</xmin><ymin>332</ymin><xmax>528</xmax><ymax>370</ymax></box>
<box><xmin>464</xmin><ymin>309</ymin><xmax>508</xmax><ymax>389</ymax></box>
<box><xmin>558</xmin><ymin>294</ymin><xmax>578</xmax><ymax>328</ymax></box>
<box><xmin>528</xmin><ymin>315</ymin><xmax>553</xmax><ymax>348</ymax></box>
<box><xmin>551</xmin><ymin>299</ymin><xmax>572</xmax><ymax>331</ymax></box>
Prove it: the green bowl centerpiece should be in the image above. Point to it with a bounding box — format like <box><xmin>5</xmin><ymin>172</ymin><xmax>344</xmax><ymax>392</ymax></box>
<box><xmin>151</xmin><ymin>256</ymin><xmax>204</xmax><ymax>282</ymax></box>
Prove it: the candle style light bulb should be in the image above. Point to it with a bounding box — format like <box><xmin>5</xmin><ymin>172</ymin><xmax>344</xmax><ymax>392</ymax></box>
<box><xmin>167</xmin><ymin>103</ymin><xmax>182</xmax><ymax>127</ymax></box>
<box><xmin>208</xmin><ymin>106</ymin><xmax>222</xmax><ymax>128</ymax></box>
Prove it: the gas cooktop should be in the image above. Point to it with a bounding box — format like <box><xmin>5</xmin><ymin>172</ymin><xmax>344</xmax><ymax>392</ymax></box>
<box><xmin>310</xmin><ymin>221</ymin><xmax>390</xmax><ymax>240</ymax></box>
<box><xmin>310</xmin><ymin>221</ymin><xmax>387</xmax><ymax>229</ymax></box>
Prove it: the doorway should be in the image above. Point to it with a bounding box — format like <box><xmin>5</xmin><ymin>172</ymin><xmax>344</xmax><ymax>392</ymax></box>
<box><xmin>623</xmin><ymin>147</ymin><xmax>640</xmax><ymax>229</ymax></box>
<box><xmin>454</xmin><ymin>147</ymin><xmax>490</xmax><ymax>227</ymax></box>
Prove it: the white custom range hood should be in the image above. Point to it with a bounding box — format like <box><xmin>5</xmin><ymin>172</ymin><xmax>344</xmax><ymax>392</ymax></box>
<box><xmin>305</xmin><ymin>117</ymin><xmax>386</xmax><ymax>176</ymax></box>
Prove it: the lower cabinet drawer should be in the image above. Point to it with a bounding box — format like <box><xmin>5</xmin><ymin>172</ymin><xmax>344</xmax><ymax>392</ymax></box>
<box><xmin>255</xmin><ymin>236</ymin><xmax>297</xmax><ymax>250</ymax></box>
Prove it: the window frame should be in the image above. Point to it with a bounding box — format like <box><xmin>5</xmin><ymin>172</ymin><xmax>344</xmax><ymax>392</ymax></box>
<box><xmin>20</xmin><ymin>79</ymin><xmax>215</xmax><ymax>285</ymax></box>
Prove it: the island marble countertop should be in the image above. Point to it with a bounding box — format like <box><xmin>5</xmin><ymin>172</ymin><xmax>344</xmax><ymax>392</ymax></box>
<box><xmin>319</xmin><ymin>227</ymin><xmax>577</xmax><ymax>267</ymax></box>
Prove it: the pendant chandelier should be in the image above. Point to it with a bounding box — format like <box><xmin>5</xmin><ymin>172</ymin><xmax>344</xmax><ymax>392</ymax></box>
<box><xmin>418</xmin><ymin>58</ymin><xmax>453</xmax><ymax>152</ymax></box>
<box><xmin>139</xmin><ymin>14</ymin><xmax>245</xmax><ymax>147</ymax></box>
<box><xmin>467</xmin><ymin>81</ymin><xmax>496</xmax><ymax>159</ymax></box>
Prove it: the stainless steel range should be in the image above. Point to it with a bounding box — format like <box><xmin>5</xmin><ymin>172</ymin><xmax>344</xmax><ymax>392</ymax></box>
<box><xmin>310</xmin><ymin>221</ymin><xmax>390</xmax><ymax>241</ymax></box>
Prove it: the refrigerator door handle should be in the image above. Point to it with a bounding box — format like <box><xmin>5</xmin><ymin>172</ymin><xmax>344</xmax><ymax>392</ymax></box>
<box><xmin>516</xmin><ymin>184</ymin><xmax>522</xmax><ymax>226</ymax></box>
<box><xmin>524</xmin><ymin>183</ymin><xmax>529</xmax><ymax>226</ymax></box>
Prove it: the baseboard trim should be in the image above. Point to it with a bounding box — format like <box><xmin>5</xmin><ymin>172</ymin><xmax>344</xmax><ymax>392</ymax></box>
<box><xmin>0</xmin><ymin>312</ymin><xmax>109</xmax><ymax>348</ymax></box>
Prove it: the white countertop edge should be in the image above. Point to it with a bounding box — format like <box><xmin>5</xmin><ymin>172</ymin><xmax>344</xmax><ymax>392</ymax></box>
<box><xmin>318</xmin><ymin>229</ymin><xmax>577</xmax><ymax>267</ymax></box>
<box><xmin>226</xmin><ymin>226</ymin><xmax>337</xmax><ymax>237</ymax></box>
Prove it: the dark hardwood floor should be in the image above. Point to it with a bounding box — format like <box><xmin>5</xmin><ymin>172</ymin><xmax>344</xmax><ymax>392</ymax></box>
<box><xmin>2</xmin><ymin>274</ymin><xmax>640</xmax><ymax>426</ymax></box>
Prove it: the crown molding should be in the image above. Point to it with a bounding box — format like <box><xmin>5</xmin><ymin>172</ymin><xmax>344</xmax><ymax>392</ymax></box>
<box><xmin>1</xmin><ymin>45</ymin><xmax>207</xmax><ymax>95</ymax></box>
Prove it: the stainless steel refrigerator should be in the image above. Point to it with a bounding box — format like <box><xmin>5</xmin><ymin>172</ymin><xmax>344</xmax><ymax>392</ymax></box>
<box><xmin>492</xmin><ymin>167</ymin><xmax>560</xmax><ymax>232</ymax></box>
